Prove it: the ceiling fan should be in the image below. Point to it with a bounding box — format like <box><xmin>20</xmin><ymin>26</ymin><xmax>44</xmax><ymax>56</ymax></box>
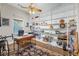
<box><xmin>18</xmin><ymin>3</ymin><xmax>42</xmax><ymax>14</ymax></box>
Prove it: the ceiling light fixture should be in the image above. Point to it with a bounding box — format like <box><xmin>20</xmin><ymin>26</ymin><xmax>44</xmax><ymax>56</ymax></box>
<box><xmin>29</xmin><ymin>8</ymin><xmax>36</xmax><ymax>14</ymax></box>
<box><xmin>18</xmin><ymin>3</ymin><xmax>42</xmax><ymax>14</ymax></box>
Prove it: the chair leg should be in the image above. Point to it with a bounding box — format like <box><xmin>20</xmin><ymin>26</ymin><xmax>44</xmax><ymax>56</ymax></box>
<box><xmin>6</xmin><ymin>41</ymin><xmax>10</xmax><ymax>56</ymax></box>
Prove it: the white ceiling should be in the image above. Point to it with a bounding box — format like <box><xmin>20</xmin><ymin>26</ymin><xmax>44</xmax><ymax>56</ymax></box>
<box><xmin>8</xmin><ymin>3</ymin><xmax>61</xmax><ymax>14</ymax></box>
<box><xmin>8</xmin><ymin>3</ymin><xmax>74</xmax><ymax>18</ymax></box>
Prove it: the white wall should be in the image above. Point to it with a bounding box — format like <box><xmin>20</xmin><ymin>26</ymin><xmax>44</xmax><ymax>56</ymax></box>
<box><xmin>0</xmin><ymin>3</ymin><xmax>30</xmax><ymax>35</ymax></box>
<box><xmin>0</xmin><ymin>3</ymin><xmax>30</xmax><ymax>44</ymax></box>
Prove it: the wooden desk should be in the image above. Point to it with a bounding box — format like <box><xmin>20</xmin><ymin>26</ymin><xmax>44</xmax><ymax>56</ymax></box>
<box><xmin>14</xmin><ymin>35</ymin><xmax>35</xmax><ymax>54</ymax></box>
<box><xmin>15</xmin><ymin>35</ymin><xmax>34</xmax><ymax>44</ymax></box>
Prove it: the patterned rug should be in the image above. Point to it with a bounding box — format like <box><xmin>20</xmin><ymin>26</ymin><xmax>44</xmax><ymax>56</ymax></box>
<box><xmin>17</xmin><ymin>44</ymin><xmax>50</xmax><ymax>56</ymax></box>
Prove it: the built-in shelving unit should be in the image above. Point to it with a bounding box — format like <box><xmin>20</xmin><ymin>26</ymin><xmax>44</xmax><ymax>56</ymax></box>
<box><xmin>32</xmin><ymin>19</ymin><xmax>66</xmax><ymax>48</ymax></box>
<box><xmin>31</xmin><ymin>15</ymin><xmax>77</xmax><ymax>51</ymax></box>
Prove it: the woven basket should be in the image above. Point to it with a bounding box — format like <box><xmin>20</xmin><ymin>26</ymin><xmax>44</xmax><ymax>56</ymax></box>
<box><xmin>60</xmin><ymin>19</ymin><xmax>65</xmax><ymax>24</ymax></box>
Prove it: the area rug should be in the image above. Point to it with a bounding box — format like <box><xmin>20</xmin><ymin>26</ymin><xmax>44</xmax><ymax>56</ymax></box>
<box><xmin>17</xmin><ymin>44</ymin><xmax>50</xmax><ymax>56</ymax></box>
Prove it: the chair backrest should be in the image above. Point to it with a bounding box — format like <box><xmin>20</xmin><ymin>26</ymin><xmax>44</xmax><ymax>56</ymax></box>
<box><xmin>0</xmin><ymin>35</ymin><xmax>6</xmax><ymax>56</ymax></box>
<box><xmin>0</xmin><ymin>34</ymin><xmax>14</xmax><ymax>56</ymax></box>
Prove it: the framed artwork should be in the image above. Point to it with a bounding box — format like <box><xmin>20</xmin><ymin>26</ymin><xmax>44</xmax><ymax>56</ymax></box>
<box><xmin>26</xmin><ymin>22</ymin><xmax>29</xmax><ymax>27</ymax></box>
<box><xmin>33</xmin><ymin>22</ymin><xmax>35</xmax><ymax>25</ymax></box>
<box><xmin>2</xmin><ymin>18</ymin><xmax>9</xmax><ymax>26</ymax></box>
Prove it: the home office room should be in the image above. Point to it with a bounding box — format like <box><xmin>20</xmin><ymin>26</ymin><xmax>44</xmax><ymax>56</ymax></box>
<box><xmin>0</xmin><ymin>3</ymin><xmax>79</xmax><ymax>56</ymax></box>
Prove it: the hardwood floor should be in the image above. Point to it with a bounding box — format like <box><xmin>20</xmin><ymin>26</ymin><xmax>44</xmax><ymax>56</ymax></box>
<box><xmin>7</xmin><ymin>38</ymin><xmax>68</xmax><ymax>56</ymax></box>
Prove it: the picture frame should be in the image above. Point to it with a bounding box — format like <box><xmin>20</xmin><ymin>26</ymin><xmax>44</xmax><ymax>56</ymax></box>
<box><xmin>2</xmin><ymin>18</ymin><xmax>9</xmax><ymax>26</ymax></box>
<box><xmin>33</xmin><ymin>22</ymin><xmax>35</xmax><ymax>25</ymax></box>
<box><xmin>26</xmin><ymin>22</ymin><xmax>29</xmax><ymax>27</ymax></box>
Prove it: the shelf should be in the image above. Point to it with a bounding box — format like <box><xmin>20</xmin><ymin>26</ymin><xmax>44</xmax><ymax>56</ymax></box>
<box><xmin>42</xmin><ymin>28</ymin><xmax>67</xmax><ymax>31</ymax></box>
<box><xmin>52</xmin><ymin>23</ymin><xmax>67</xmax><ymax>25</ymax></box>
<box><xmin>42</xmin><ymin>32</ymin><xmax>59</xmax><ymax>38</ymax></box>
<box><xmin>35</xmin><ymin>38</ymin><xmax>62</xmax><ymax>49</ymax></box>
<box><xmin>33</xmin><ymin>23</ymin><xmax>67</xmax><ymax>26</ymax></box>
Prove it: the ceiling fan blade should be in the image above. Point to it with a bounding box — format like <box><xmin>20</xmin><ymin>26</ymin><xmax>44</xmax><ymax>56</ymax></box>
<box><xmin>18</xmin><ymin>3</ymin><xmax>42</xmax><ymax>13</ymax></box>
<box><xmin>38</xmin><ymin>8</ymin><xmax>42</xmax><ymax>12</ymax></box>
<box><xmin>33</xmin><ymin>7</ymin><xmax>42</xmax><ymax>12</ymax></box>
<box><xmin>18</xmin><ymin>4</ymin><xmax>28</xmax><ymax>8</ymax></box>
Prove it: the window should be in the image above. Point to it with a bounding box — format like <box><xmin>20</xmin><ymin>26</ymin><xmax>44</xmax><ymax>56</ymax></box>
<box><xmin>13</xmin><ymin>19</ymin><xmax>23</xmax><ymax>34</ymax></box>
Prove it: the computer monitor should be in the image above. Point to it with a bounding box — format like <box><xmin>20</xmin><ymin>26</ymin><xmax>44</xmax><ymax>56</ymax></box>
<box><xmin>18</xmin><ymin>30</ymin><xmax>24</xmax><ymax>36</ymax></box>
